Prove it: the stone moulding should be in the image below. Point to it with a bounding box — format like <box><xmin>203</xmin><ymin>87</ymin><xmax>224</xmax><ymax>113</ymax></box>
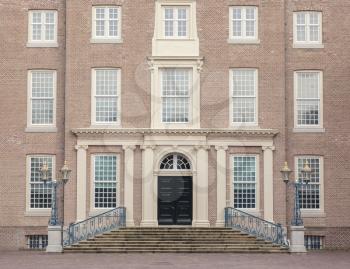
<box><xmin>71</xmin><ymin>128</ymin><xmax>279</xmax><ymax>137</ymax></box>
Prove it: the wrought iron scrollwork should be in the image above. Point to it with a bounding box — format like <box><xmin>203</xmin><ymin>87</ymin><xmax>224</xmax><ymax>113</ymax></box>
<box><xmin>63</xmin><ymin>207</ymin><xmax>126</xmax><ymax>246</ymax></box>
<box><xmin>225</xmin><ymin>207</ymin><xmax>289</xmax><ymax>246</ymax></box>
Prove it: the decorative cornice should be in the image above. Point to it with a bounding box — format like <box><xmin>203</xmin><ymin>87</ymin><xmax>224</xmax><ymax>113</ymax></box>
<box><xmin>75</xmin><ymin>145</ymin><xmax>88</xmax><ymax>151</ymax></box>
<box><xmin>72</xmin><ymin>128</ymin><xmax>279</xmax><ymax>137</ymax></box>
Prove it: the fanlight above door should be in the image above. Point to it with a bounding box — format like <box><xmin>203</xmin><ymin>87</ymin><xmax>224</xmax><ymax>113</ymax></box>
<box><xmin>160</xmin><ymin>154</ymin><xmax>191</xmax><ymax>170</ymax></box>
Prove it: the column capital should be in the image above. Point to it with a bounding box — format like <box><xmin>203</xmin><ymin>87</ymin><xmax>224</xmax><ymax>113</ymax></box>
<box><xmin>140</xmin><ymin>145</ymin><xmax>156</xmax><ymax>151</ymax></box>
<box><xmin>75</xmin><ymin>145</ymin><xmax>88</xmax><ymax>151</ymax></box>
<box><xmin>193</xmin><ymin>145</ymin><xmax>210</xmax><ymax>151</ymax></box>
<box><xmin>262</xmin><ymin>145</ymin><xmax>275</xmax><ymax>151</ymax></box>
<box><xmin>215</xmin><ymin>145</ymin><xmax>229</xmax><ymax>151</ymax></box>
<box><xmin>122</xmin><ymin>145</ymin><xmax>137</xmax><ymax>151</ymax></box>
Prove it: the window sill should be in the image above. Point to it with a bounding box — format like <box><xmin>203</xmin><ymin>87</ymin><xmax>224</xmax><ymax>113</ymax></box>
<box><xmin>227</xmin><ymin>38</ymin><xmax>260</xmax><ymax>44</ymax></box>
<box><xmin>25</xmin><ymin>211</ymin><xmax>51</xmax><ymax>217</ymax></box>
<box><xmin>89</xmin><ymin>209</ymin><xmax>114</xmax><ymax>217</ymax></box>
<box><xmin>301</xmin><ymin>211</ymin><xmax>326</xmax><ymax>218</ymax></box>
<box><xmin>25</xmin><ymin>126</ymin><xmax>57</xmax><ymax>133</ymax></box>
<box><xmin>239</xmin><ymin>209</ymin><xmax>262</xmax><ymax>218</ymax></box>
<box><xmin>90</xmin><ymin>38</ymin><xmax>123</xmax><ymax>44</ymax></box>
<box><xmin>89</xmin><ymin>124</ymin><xmax>121</xmax><ymax>129</ymax></box>
<box><xmin>293</xmin><ymin>43</ymin><xmax>324</xmax><ymax>49</ymax></box>
<box><xmin>26</xmin><ymin>42</ymin><xmax>59</xmax><ymax>48</ymax></box>
<box><xmin>230</xmin><ymin>124</ymin><xmax>259</xmax><ymax>129</ymax></box>
<box><xmin>293</xmin><ymin>127</ymin><xmax>325</xmax><ymax>133</ymax></box>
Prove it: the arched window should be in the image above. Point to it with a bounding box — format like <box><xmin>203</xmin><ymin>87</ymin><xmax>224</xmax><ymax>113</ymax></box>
<box><xmin>160</xmin><ymin>154</ymin><xmax>191</xmax><ymax>170</ymax></box>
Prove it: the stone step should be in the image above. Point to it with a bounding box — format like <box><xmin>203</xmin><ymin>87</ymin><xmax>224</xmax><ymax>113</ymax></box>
<box><xmin>76</xmin><ymin>243</ymin><xmax>274</xmax><ymax>247</ymax></box>
<box><xmin>64</xmin><ymin>249</ymin><xmax>288</xmax><ymax>253</ymax></box>
<box><xmin>84</xmin><ymin>240</ymin><xmax>269</xmax><ymax>244</ymax></box>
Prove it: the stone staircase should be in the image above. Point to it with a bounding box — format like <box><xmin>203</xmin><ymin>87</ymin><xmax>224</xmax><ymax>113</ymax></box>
<box><xmin>64</xmin><ymin>227</ymin><xmax>289</xmax><ymax>253</ymax></box>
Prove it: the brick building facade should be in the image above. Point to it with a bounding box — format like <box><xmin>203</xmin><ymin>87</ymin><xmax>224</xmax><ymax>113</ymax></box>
<box><xmin>0</xmin><ymin>0</ymin><xmax>349</xmax><ymax>250</ymax></box>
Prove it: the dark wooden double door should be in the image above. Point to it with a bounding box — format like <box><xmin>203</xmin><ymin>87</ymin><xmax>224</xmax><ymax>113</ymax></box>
<box><xmin>158</xmin><ymin>176</ymin><xmax>193</xmax><ymax>225</ymax></box>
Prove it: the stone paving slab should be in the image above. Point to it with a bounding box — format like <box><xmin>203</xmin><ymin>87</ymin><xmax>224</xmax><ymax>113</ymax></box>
<box><xmin>0</xmin><ymin>251</ymin><xmax>349</xmax><ymax>269</ymax></box>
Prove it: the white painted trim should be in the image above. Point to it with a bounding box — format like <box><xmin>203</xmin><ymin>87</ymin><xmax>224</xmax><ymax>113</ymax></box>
<box><xmin>150</xmin><ymin>59</ymin><xmax>201</xmax><ymax>129</ymax></box>
<box><xmin>27</xmin><ymin>10</ymin><xmax>58</xmax><ymax>46</ymax></box>
<box><xmin>25</xmin><ymin>155</ymin><xmax>56</xmax><ymax>216</ymax></box>
<box><xmin>294</xmin><ymin>70</ymin><xmax>323</xmax><ymax>129</ymax></box>
<box><xmin>294</xmin><ymin>156</ymin><xmax>325</xmax><ymax>214</ymax></box>
<box><xmin>228</xmin><ymin>6</ymin><xmax>258</xmax><ymax>43</ymax></box>
<box><xmin>91</xmin><ymin>68</ymin><xmax>121</xmax><ymax>127</ymax></box>
<box><xmin>215</xmin><ymin>146</ymin><xmax>228</xmax><ymax>226</ymax></box>
<box><xmin>76</xmin><ymin>145</ymin><xmax>88</xmax><ymax>221</ymax></box>
<box><xmin>229</xmin><ymin>68</ymin><xmax>259</xmax><ymax>128</ymax></box>
<box><xmin>27</xmin><ymin>70</ymin><xmax>57</xmax><ymax>131</ymax></box>
<box><xmin>262</xmin><ymin>146</ymin><xmax>275</xmax><ymax>222</ymax></box>
<box><xmin>293</xmin><ymin>12</ymin><xmax>323</xmax><ymax>48</ymax></box>
<box><xmin>89</xmin><ymin>154</ymin><xmax>120</xmax><ymax>214</ymax></box>
<box><xmin>230</xmin><ymin>154</ymin><xmax>260</xmax><ymax>214</ymax></box>
<box><xmin>91</xmin><ymin>6</ymin><xmax>122</xmax><ymax>42</ymax></box>
<box><xmin>123</xmin><ymin>146</ymin><xmax>136</xmax><ymax>226</ymax></box>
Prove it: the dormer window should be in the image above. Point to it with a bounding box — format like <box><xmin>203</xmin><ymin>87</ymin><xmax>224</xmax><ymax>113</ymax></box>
<box><xmin>163</xmin><ymin>6</ymin><xmax>189</xmax><ymax>39</ymax></box>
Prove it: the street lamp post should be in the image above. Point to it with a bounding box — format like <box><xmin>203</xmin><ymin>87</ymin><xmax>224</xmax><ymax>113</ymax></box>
<box><xmin>280</xmin><ymin>161</ymin><xmax>312</xmax><ymax>253</ymax></box>
<box><xmin>40</xmin><ymin>161</ymin><xmax>71</xmax><ymax>253</ymax></box>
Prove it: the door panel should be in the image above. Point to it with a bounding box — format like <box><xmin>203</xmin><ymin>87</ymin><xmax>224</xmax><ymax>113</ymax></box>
<box><xmin>158</xmin><ymin>176</ymin><xmax>192</xmax><ymax>225</ymax></box>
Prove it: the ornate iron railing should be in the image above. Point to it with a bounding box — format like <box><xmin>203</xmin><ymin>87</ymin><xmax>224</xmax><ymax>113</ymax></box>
<box><xmin>225</xmin><ymin>207</ymin><xmax>289</xmax><ymax>246</ymax></box>
<box><xmin>63</xmin><ymin>207</ymin><xmax>126</xmax><ymax>246</ymax></box>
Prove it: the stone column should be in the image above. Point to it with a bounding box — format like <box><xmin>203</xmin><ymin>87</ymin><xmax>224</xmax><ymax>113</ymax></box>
<box><xmin>140</xmin><ymin>145</ymin><xmax>157</xmax><ymax>227</ymax></box>
<box><xmin>215</xmin><ymin>145</ymin><xmax>228</xmax><ymax>227</ymax></box>
<box><xmin>123</xmin><ymin>145</ymin><xmax>136</xmax><ymax>227</ymax></box>
<box><xmin>289</xmin><ymin>226</ymin><xmax>307</xmax><ymax>253</ymax></box>
<box><xmin>262</xmin><ymin>146</ymin><xmax>275</xmax><ymax>222</ymax></box>
<box><xmin>75</xmin><ymin>145</ymin><xmax>88</xmax><ymax>222</ymax></box>
<box><xmin>193</xmin><ymin>145</ymin><xmax>210</xmax><ymax>227</ymax></box>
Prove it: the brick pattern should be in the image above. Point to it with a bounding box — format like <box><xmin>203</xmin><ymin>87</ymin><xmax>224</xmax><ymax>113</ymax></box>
<box><xmin>0</xmin><ymin>0</ymin><xmax>350</xmax><ymax>250</ymax></box>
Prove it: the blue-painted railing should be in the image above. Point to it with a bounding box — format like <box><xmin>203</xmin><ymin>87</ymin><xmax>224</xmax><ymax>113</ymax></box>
<box><xmin>225</xmin><ymin>207</ymin><xmax>289</xmax><ymax>246</ymax></box>
<box><xmin>63</xmin><ymin>207</ymin><xmax>126</xmax><ymax>246</ymax></box>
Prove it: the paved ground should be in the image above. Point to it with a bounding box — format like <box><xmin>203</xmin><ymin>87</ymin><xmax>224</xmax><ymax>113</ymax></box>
<box><xmin>0</xmin><ymin>251</ymin><xmax>350</xmax><ymax>269</ymax></box>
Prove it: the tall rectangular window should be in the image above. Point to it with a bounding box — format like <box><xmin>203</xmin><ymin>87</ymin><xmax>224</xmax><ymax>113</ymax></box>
<box><xmin>230</xmin><ymin>6</ymin><xmax>258</xmax><ymax>41</ymax></box>
<box><xmin>231</xmin><ymin>69</ymin><xmax>257</xmax><ymax>125</ymax></box>
<box><xmin>28</xmin><ymin>70</ymin><xmax>56</xmax><ymax>127</ymax></box>
<box><xmin>92</xmin><ymin>6</ymin><xmax>121</xmax><ymax>40</ymax></box>
<box><xmin>232</xmin><ymin>156</ymin><xmax>257</xmax><ymax>209</ymax></box>
<box><xmin>28</xmin><ymin>156</ymin><xmax>54</xmax><ymax>209</ymax></box>
<box><xmin>161</xmin><ymin>68</ymin><xmax>191</xmax><ymax>123</ymax></box>
<box><xmin>163</xmin><ymin>6</ymin><xmax>189</xmax><ymax>38</ymax></box>
<box><xmin>28</xmin><ymin>10</ymin><xmax>57</xmax><ymax>45</ymax></box>
<box><xmin>93</xmin><ymin>155</ymin><xmax>118</xmax><ymax>209</ymax></box>
<box><xmin>296</xmin><ymin>156</ymin><xmax>322</xmax><ymax>210</ymax></box>
<box><xmin>294</xmin><ymin>12</ymin><xmax>322</xmax><ymax>46</ymax></box>
<box><xmin>295</xmin><ymin>71</ymin><xmax>322</xmax><ymax>127</ymax></box>
<box><xmin>92</xmin><ymin>69</ymin><xmax>120</xmax><ymax>125</ymax></box>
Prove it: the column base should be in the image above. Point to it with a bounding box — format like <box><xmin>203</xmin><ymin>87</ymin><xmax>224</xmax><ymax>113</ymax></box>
<box><xmin>289</xmin><ymin>225</ymin><xmax>307</xmax><ymax>253</ymax></box>
<box><xmin>193</xmin><ymin>220</ymin><xmax>210</xmax><ymax>227</ymax></box>
<box><xmin>140</xmin><ymin>220</ymin><xmax>158</xmax><ymax>227</ymax></box>
<box><xmin>46</xmin><ymin>225</ymin><xmax>63</xmax><ymax>253</ymax></box>
<box><xmin>215</xmin><ymin>220</ymin><xmax>225</xmax><ymax>227</ymax></box>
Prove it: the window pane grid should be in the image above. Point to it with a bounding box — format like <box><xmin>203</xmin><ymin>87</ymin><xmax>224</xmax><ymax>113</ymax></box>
<box><xmin>232</xmin><ymin>70</ymin><xmax>256</xmax><ymax>124</ymax></box>
<box><xmin>161</xmin><ymin>69</ymin><xmax>190</xmax><ymax>123</ymax></box>
<box><xmin>30</xmin><ymin>11</ymin><xmax>55</xmax><ymax>42</ymax></box>
<box><xmin>94</xmin><ymin>155</ymin><xmax>117</xmax><ymax>208</ymax></box>
<box><xmin>297</xmin><ymin>157</ymin><xmax>321</xmax><ymax>209</ymax></box>
<box><xmin>233</xmin><ymin>156</ymin><xmax>257</xmax><ymax>209</ymax></box>
<box><xmin>95</xmin><ymin>69</ymin><xmax>119</xmax><ymax>123</ymax></box>
<box><xmin>295</xmin><ymin>12</ymin><xmax>321</xmax><ymax>43</ymax></box>
<box><xmin>296</xmin><ymin>72</ymin><xmax>321</xmax><ymax>126</ymax></box>
<box><xmin>232</xmin><ymin>7</ymin><xmax>256</xmax><ymax>39</ymax></box>
<box><xmin>164</xmin><ymin>7</ymin><xmax>188</xmax><ymax>38</ymax></box>
<box><xmin>30</xmin><ymin>156</ymin><xmax>53</xmax><ymax>209</ymax></box>
<box><xmin>94</xmin><ymin>7</ymin><xmax>119</xmax><ymax>38</ymax></box>
<box><xmin>31</xmin><ymin>71</ymin><xmax>54</xmax><ymax>125</ymax></box>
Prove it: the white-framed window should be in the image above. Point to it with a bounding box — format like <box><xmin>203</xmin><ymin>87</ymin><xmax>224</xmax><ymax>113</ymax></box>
<box><xmin>293</xmin><ymin>12</ymin><xmax>323</xmax><ymax>47</ymax></box>
<box><xmin>92</xmin><ymin>155</ymin><xmax>118</xmax><ymax>209</ymax></box>
<box><xmin>162</xmin><ymin>6</ymin><xmax>189</xmax><ymax>39</ymax></box>
<box><xmin>230</xmin><ymin>69</ymin><xmax>258</xmax><ymax>126</ymax></box>
<box><xmin>26</xmin><ymin>155</ymin><xmax>55</xmax><ymax>211</ymax></box>
<box><xmin>229</xmin><ymin>6</ymin><xmax>258</xmax><ymax>42</ymax></box>
<box><xmin>91</xmin><ymin>68</ymin><xmax>121</xmax><ymax>125</ymax></box>
<box><xmin>232</xmin><ymin>155</ymin><xmax>258</xmax><ymax>209</ymax></box>
<box><xmin>28</xmin><ymin>10</ymin><xmax>57</xmax><ymax>46</ymax></box>
<box><xmin>92</xmin><ymin>6</ymin><xmax>121</xmax><ymax>42</ymax></box>
<box><xmin>161</xmin><ymin>68</ymin><xmax>191</xmax><ymax>123</ymax></box>
<box><xmin>27</xmin><ymin>70</ymin><xmax>56</xmax><ymax>128</ymax></box>
<box><xmin>296</xmin><ymin>156</ymin><xmax>323</xmax><ymax>210</ymax></box>
<box><xmin>294</xmin><ymin>71</ymin><xmax>323</xmax><ymax>128</ymax></box>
